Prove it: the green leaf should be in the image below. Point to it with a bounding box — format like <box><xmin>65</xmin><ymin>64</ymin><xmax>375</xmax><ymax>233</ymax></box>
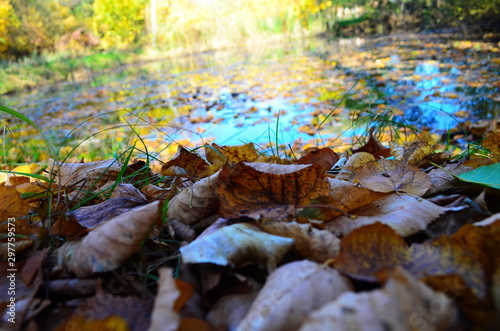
<box><xmin>456</xmin><ymin>163</ymin><xmax>500</xmax><ymax>190</ymax></box>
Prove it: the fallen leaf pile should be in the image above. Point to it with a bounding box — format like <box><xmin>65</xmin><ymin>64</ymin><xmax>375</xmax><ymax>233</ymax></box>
<box><xmin>1</xmin><ymin>132</ymin><xmax>500</xmax><ymax>330</ymax></box>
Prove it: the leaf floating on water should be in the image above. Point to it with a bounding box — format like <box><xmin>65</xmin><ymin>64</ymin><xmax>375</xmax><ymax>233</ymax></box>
<box><xmin>180</xmin><ymin>223</ymin><xmax>294</xmax><ymax>271</ymax></box>
<box><xmin>216</xmin><ymin>162</ymin><xmax>331</xmax><ymax>219</ymax></box>
<box><xmin>326</xmin><ymin>194</ymin><xmax>446</xmax><ymax>237</ymax></box>
<box><xmin>237</xmin><ymin>260</ymin><xmax>352</xmax><ymax>331</ymax></box>
<box><xmin>354</xmin><ymin>159</ymin><xmax>431</xmax><ymax>196</ymax></box>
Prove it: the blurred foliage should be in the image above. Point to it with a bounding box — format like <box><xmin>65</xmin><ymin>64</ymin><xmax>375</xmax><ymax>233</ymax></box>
<box><xmin>92</xmin><ymin>0</ymin><xmax>146</xmax><ymax>48</ymax></box>
<box><xmin>0</xmin><ymin>0</ymin><xmax>498</xmax><ymax>61</ymax></box>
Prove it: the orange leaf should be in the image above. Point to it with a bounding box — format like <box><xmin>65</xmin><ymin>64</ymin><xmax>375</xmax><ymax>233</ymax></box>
<box><xmin>351</xmin><ymin>128</ymin><xmax>391</xmax><ymax>158</ymax></box>
<box><xmin>296</xmin><ymin>147</ymin><xmax>340</xmax><ymax>171</ymax></box>
<box><xmin>56</xmin><ymin>315</ymin><xmax>131</xmax><ymax>331</ymax></box>
<box><xmin>174</xmin><ymin>279</ymin><xmax>194</xmax><ymax>312</ymax></box>
<box><xmin>0</xmin><ymin>186</ymin><xmax>30</xmax><ymax>222</ymax></box>
<box><xmin>405</xmin><ymin>218</ymin><xmax>500</xmax><ymax>299</ymax></box>
<box><xmin>482</xmin><ymin>132</ymin><xmax>500</xmax><ymax>162</ymax></box>
<box><xmin>333</xmin><ymin>223</ymin><xmax>409</xmax><ymax>280</ymax></box>
<box><xmin>206</xmin><ymin>143</ymin><xmax>260</xmax><ymax>165</ymax></box>
<box><xmin>161</xmin><ymin>145</ymin><xmax>212</xmax><ymax>178</ymax></box>
<box><xmin>216</xmin><ymin>163</ymin><xmax>331</xmax><ymax>218</ymax></box>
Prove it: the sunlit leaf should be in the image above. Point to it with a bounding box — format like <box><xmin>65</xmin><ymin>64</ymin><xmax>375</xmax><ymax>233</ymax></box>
<box><xmin>180</xmin><ymin>223</ymin><xmax>294</xmax><ymax>271</ymax></box>
<box><xmin>161</xmin><ymin>145</ymin><xmax>213</xmax><ymax>178</ymax></box>
<box><xmin>296</xmin><ymin>147</ymin><xmax>339</xmax><ymax>171</ymax></box>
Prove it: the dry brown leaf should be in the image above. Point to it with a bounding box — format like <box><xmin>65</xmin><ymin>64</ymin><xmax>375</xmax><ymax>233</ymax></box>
<box><xmin>0</xmin><ymin>186</ymin><xmax>30</xmax><ymax>221</ymax></box>
<box><xmin>351</xmin><ymin>128</ymin><xmax>391</xmax><ymax>158</ymax></box>
<box><xmin>406</xmin><ymin>218</ymin><xmax>500</xmax><ymax>299</ymax></box>
<box><xmin>55</xmin><ymin>315</ymin><xmax>131</xmax><ymax>331</ymax></box>
<box><xmin>180</xmin><ymin>223</ymin><xmax>294</xmax><ymax>271</ymax></box>
<box><xmin>296</xmin><ymin>147</ymin><xmax>340</xmax><ymax>171</ymax></box>
<box><xmin>326</xmin><ymin>194</ymin><xmax>446</xmax><ymax>237</ymax></box>
<box><xmin>463</xmin><ymin>157</ymin><xmax>494</xmax><ymax>169</ymax></box>
<box><xmin>21</xmin><ymin>248</ymin><xmax>49</xmax><ymax>285</ymax></box>
<box><xmin>482</xmin><ymin>132</ymin><xmax>500</xmax><ymax>162</ymax></box>
<box><xmin>354</xmin><ymin>159</ymin><xmax>431</xmax><ymax>196</ymax></box>
<box><xmin>1</xmin><ymin>163</ymin><xmax>43</xmax><ymax>185</ymax></box>
<box><xmin>178</xmin><ymin>317</ymin><xmax>213</xmax><ymax>331</ymax></box>
<box><xmin>161</xmin><ymin>145</ymin><xmax>213</xmax><ymax>178</ymax></box>
<box><xmin>389</xmin><ymin>132</ymin><xmax>438</xmax><ymax>165</ymax></box>
<box><xmin>304</xmin><ymin>178</ymin><xmax>388</xmax><ymax>221</ymax></box>
<box><xmin>425</xmin><ymin>162</ymin><xmax>474</xmax><ymax>196</ymax></box>
<box><xmin>167</xmin><ymin>170</ymin><xmax>221</xmax><ymax>226</ymax></box>
<box><xmin>206</xmin><ymin>142</ymin><xmax>260</xmax><ymax>166</ymax></box>
<box><xmin>109</xmin><ymin>183</ymin><xmax>147</xmax><ymax>200</ymax></box>
<box><xmin>57</xmin><ymin>201</ymin><xmax>159</xmax><ymax>278</ymax></box>
<box><xmin>141</xmin><ymin>183</ymin><xmax>177</xmax><ymax>201</ymax></box>
<box><xmin>15</xmin><ymin>181</ymin><xmax>58</xmax><ymax>203</ymax></box>
<box><xmin>53</xmin><ymin>197</ymin><xmax>148</xmax><ymax>237</ymax></box>
<box><xmin>61</xmin><ymin>291</ymin><xmax>152</xmax><ymax>331</ymax></box>
<box><xmin>148</xmin><ymin>267</ymin><xmax>180</xmax><ymax>331</ymax></box>
<box><xmin>0</xmin><ymin>261</ymin><xmax>43</xmax><ymax>327</ymax></box>
<box><xmin>174</xmin><ymin>279</ymin><xmax>194</xmax><ymax>312</ymax></box>
<box><xmin>236</xmin><ymin>260</ymin><xmax>352</xmax><ymax>331</ymax></box>
<box><xmin>47</xmin><ymin>159</ymin><xmax>122</xmax><ymax>190</ymax></box>
<box><xmin>217</xmin><ymin>162</ymin><xmax>331</xmax><ymax>219</ymax></box>
<box><xmin>299</xmin><ymin>268</ymin><xmax>456</xmax><ymax>331</ymax></box>
<box><xmin>335</xmin><ymin>152</ymin><xmax>375</xmax><ymax>181</ymax></box>
<box><xmin>257</xmin><ymin>220</ymin><xmax>341</xmax><ymax>262</ymax></box>
<box><xmin>333</xmin><ymin>223</ymin><xmax>409</xmax><ymax>280</ymax></box>
<box><xmin>0</xmin><ymin>238</ymin><xmax>33</xmax><ymax>260</ymax></box>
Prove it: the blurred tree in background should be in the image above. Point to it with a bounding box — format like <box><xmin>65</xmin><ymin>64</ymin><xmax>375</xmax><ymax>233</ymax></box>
<box><xmin>0</xmin><ymin>0</ymin><xmax>498</xmax><ymax>61</ymax></box>
<box><xmin>92</xmin><ymin>0</ymin><xmax>146</xmax><ymax>48</ymax></box>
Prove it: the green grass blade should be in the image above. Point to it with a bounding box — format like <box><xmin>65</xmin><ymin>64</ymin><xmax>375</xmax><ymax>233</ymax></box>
<box><xmin>0</xmin><ymin>104</ymin><xmax>56</xmax><ymax>156</ymax></box>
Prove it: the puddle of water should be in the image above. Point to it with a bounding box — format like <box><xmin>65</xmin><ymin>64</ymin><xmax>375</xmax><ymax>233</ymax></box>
<box><xmin>1</xmin><ymin>34</ymin><xmax>499</xmax><ymax>162</ymax></box>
